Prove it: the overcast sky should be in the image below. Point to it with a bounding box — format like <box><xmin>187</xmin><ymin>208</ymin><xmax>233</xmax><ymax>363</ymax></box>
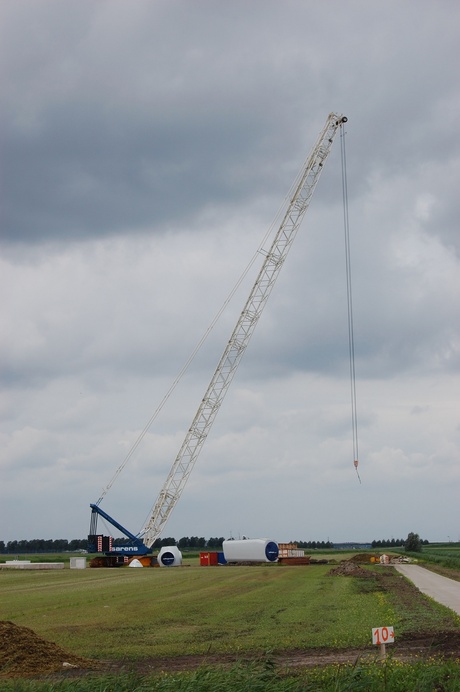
<box><xmin>1</xmin><ymin>0</ymin><xmax>459</xmax><ymax>546</ymax></box>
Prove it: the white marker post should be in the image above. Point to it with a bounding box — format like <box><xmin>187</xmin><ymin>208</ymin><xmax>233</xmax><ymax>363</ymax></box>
<box><xmin>372</xmin><ymin>626</ymin><xmax>394</xmax><ymax>659</ymax></box>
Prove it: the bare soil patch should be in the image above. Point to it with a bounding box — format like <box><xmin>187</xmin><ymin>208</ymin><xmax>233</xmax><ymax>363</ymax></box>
<box><xmin>327</xmin><ymin>561</ymin><xmax>374</xmax><ymax>577</ymax></box>
<box><xmin>0</xmin><ymin>621</ymin><xmax>99</xmax><ymax>679</ymax></box>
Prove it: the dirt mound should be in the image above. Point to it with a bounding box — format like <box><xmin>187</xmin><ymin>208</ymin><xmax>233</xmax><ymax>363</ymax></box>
<box><xmin>0</xmin><ymin>621</ymin><xmax>98</xmax><ymax>678</ymax></box>
<box><xmin>348</xmin><ymin>553</ymin><xmax>380</xmax><ymax>563</ymax></box>
<box><xmin>328</xmin><ymin>561</ymin><xmax>374</xmax><ymax>577</ymax></box>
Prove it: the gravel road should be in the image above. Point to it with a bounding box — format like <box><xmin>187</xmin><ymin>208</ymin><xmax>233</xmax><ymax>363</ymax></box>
<box><xmin>394</xmin><ymin>564</ymin><xmax>460</xmax><ymax>616</ymax></box>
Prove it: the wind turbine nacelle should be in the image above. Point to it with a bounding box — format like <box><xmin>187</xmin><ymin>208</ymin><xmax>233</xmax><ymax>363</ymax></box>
<box><xmin>158</xmin><ymin>546</ymin><xmax>183</xmax><ymax>567</ymax></box>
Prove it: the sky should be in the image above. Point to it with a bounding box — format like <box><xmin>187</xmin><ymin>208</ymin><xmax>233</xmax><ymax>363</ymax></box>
<box><xmin>1</xmin><ymin>0</ymin><xmax>459</xmax><ymax>546</ymax></box>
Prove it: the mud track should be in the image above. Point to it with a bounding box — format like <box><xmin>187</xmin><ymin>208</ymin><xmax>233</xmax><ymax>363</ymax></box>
<box><xmin>3</xmin><ymin>622</ymin><xmax>459</xmax><ymax>681</ymax></box>
<box><xmin>95</xmin><ymin>631</ymin><xmax>460</xmax><ymax>677</ymax></box>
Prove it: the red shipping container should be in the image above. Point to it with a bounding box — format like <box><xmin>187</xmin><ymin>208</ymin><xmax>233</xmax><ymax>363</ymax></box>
<box><xmin>200</xmin><ymin>551</ymin><xmax>219</xmax><ymax>566</ymax></box>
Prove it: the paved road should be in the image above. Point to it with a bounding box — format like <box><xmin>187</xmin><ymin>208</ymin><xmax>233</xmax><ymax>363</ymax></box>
<box><xmin>394</xmin><ymin>564</ymin><xmax>460</xmax><ymax>616</ymax></box>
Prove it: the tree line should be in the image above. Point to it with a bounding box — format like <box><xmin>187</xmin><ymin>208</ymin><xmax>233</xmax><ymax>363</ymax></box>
<box><xmin>372</xmin><ymin>533</ymin><xmax>427</xmax><ymax>552</ymax></box>
<box><xmin>0</xmin><ymin>539</ymin><xmax>88</xmax><ymax>553</ymax></box>
<box><xmin>297</xmin><ymin>541</ymin><xmax>334</xmax><ymax>549</ymax></box>
<box><xmin>371</xmin><ymin>538</ymin><xmax>406</xmax><ymax>548</ymax></box>
<box><xmin>1</xmin><ymin>533</ymin><xmax>425</xmax><ymax>553</ymax></box>
<box><xmin>1</xmin><ymin>536</ymin><xmax>333</xmax><ymax>553</ymax></box>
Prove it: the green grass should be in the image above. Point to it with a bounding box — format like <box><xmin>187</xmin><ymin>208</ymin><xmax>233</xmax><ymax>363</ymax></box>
<box><xmin>418</xmin><ymin>547</ymin><xmax>460</xmax><ymax>579</ymax></box>
<box><xmin>1</xmin><ymin>659</ymin><xmax>460</xmax><ymax>691</ymax></box>
<box><xmin>1</xmin><ymin>563</ymin><xmax>458</xmax><ymax>662</ymax></box>
<box><xmin>2</xmin><ymin>561</ymin><xmax>460</xmax><ymax>688</ymax></box>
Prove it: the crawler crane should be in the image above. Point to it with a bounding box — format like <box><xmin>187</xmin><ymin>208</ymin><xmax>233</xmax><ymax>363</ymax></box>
<box><xmin>88</xmin><ymin>113</ymin><xmax>348</xmax><ymax>565</ymax></box>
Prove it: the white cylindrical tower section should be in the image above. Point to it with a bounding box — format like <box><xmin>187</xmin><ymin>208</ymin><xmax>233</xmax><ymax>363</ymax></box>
<box><xmin>158</xmin><ymin>546</ymin><xmax>182</xmax><ymax>567</ymax></box>
<box><xmin>223</xmin><ymin>539</ymin><xmax>279</xmax><ymax>563</ymax></box>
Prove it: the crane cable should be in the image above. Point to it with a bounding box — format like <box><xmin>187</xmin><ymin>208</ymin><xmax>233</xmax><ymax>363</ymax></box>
<box><xmin>95</xmin><ymin>132</ymin><xmax>360</xmax><ymax>505</ymax></box>
<box><xmin>95</xmin><ymin>177</ymin><xmax>298</xmax><ymax>506</ymax></box>
<box><xmin>340</xmin><ymin>125</ymin><xmax>361</xmax><ymax>483</ymax></box>
<box><xmin>95</xmin><ymin>262</ymin><xmax>255</xmax><ymax>506</ymax></box>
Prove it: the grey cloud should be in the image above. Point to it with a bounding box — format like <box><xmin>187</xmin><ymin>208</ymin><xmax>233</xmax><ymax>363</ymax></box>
<box><xmin>0</xmin><ymin>0</ymin><xmax>459</xmax><ymax>543</ymax></box>
<box><xmin>2</xmin><ymin>1</ymin><xmax>457</xmax><ymax>246</ymax></box>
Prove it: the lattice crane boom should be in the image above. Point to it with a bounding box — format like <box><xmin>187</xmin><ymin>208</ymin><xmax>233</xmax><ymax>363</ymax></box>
<box><xmin>141</xmin><ymin>113</ymin><xmax>347</xmax><ymax>548</ymax></box>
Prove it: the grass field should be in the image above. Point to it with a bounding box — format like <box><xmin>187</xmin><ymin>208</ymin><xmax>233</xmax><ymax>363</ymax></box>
<box><xmin>1</xmin><ymin>555</ymin><xmax>460</xmax><ymax>690</ymax></box>
<box><xmin>1</xmin><ymin>559</ymin><xmax>458</xmax><ymax>660</ymax></box>
<box><xmin>412</xmin><ymin>544</ymin><xmax>460</xmax><ymax>581</ymax></box>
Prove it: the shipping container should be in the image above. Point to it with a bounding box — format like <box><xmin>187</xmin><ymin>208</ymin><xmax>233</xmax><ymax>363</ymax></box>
<box><xmin>199</xmin><ymin>551</ymin><xmax>219</xmax><ymax>566</ymax></box>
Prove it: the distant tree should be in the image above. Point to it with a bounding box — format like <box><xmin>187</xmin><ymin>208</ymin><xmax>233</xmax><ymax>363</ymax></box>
<box><xmin>185</xmin><ymin>536</ymin><xmax>206</xmax><ymax>549</ymax></box>
<box><xmin>160</xmin><ymin>537</ymin><xmax>177</xmax><ymax>547</ymax></box>
<box><xmin>372</xmin><ymin>538</ymin><xmax>406</xmax><ymax>548</ymax></box>
<box><xmin>112</xmin><ymin>538</ymin><xmax>127</xmax><ymax>546</ymax></box>
<box><xmin>296</xmin><ymin>540</ymin><xmax>333</xmax><ymax>549</ymax></box>
<box><xmin>404</xmin><ymin>532</ymin><xmax>422</xmax><ymax>552</ymax></box>
<box><xmin>207</xmin><ymin>537</ymin><xmax>225</xmax><ymax>549</ymax></box>
<box><xmin>0</xmin><ymin>540</ymin><xmax>5</xmax><ymax>553</ymax></box>
<box><xmin>53</xmin><ymin>539</ymin><xmax>69</xmax><ymax>552</ymax></box>
<box><xmin>68</xmin><ymin>539</ymin><xmax>88</xmax><ymax>551</ymax></box>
